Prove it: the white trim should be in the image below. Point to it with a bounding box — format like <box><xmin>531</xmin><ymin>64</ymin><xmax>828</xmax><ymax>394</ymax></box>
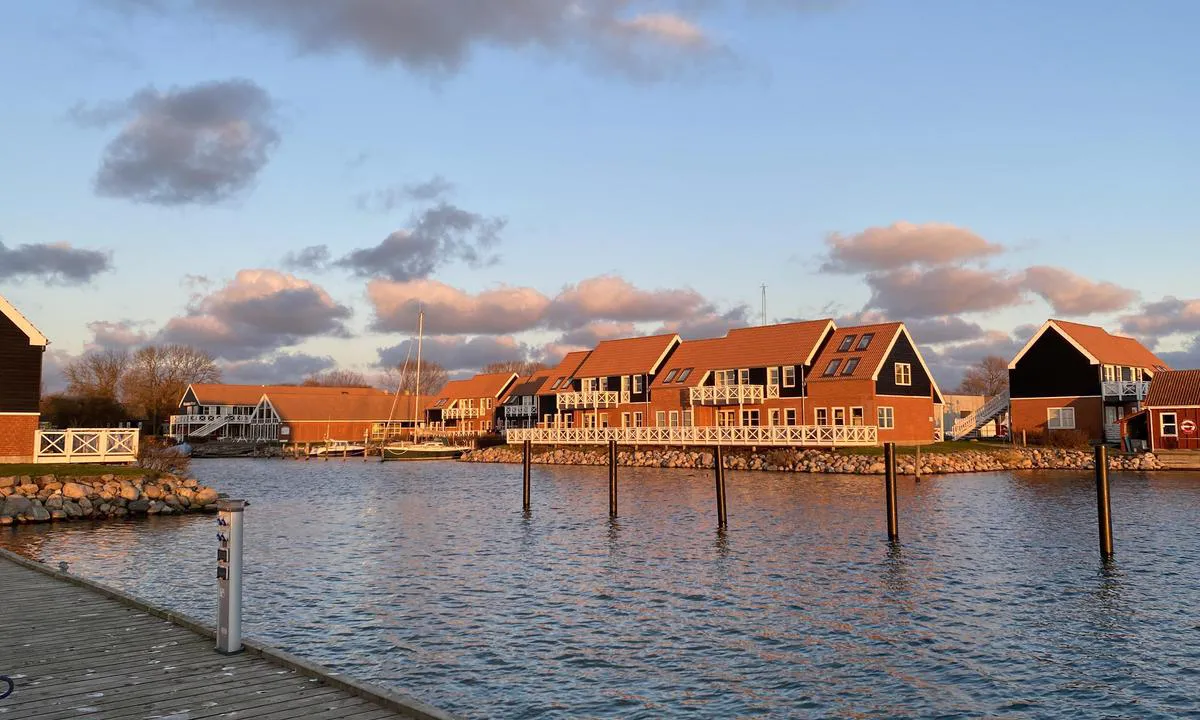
<box><xmin>866</xmin><ymin>326</ymin><xmax>945</xmax><ymax>403</ymax></box>
<box><xmin>0</xmin><ymin>293</ymin><xmax>49</xmax><ymax>346</ymax></box>
<box><xmin>1008</xmin><ymin>320</ymin><xmax>1099</xmax><ymax>370</ymax></box>
<box><xmin>0</xmin><ymin>412</ymin><xmax>40</xmax><ymax>416</ymax></box>
<box><xmin>648</xmin><ymin>335</ymin><xmax>682</xmax><ymax>376</ymax></box>
<box><xmin>1047</xmin><ymin>406</ymin><xmax>1076</xmax><ymax>430</ymax></box>
<box><xmin>1011</xmin><ymin>395</ymin><xmax>1103</xmax><ymax>400</ymax></box>
<box><xmin>877</xmin><ymin>405</ymin><xmax>895</xmax><ymax>429</ymax></box>
<box><xmin>1159</xmin><ymin>411</ymin><xmax>1178</xmax><ymax>437</ymax></box>
<box><xmin>869</xmin><ymin>326</ymin><xmax>904</xmax><ymax>380</ymax></box>
<box><xmin>1146</xmin><ymin>404</ymin><xmax>1200</xmax><ymax>410</ymax></box>
<box><xmin>805</xmin><ymin>321</ymin><xmax>837</xmax><ymax>366</ymax></box>
<box><xmin>894</xmin><ymin>362</ymin><xmax>912</xmax><ymax>387</ymax></box>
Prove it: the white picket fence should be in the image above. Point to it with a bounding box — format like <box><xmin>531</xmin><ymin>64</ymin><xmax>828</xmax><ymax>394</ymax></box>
<box><xmin>505</xmin><ymin>425</ymin><xmax>878</xmax><ymax>447</ymax></box>
<box><xmin>35</xmin><ymin>429</ymin><xmax>140</xmax><ymax>464</ymax></box>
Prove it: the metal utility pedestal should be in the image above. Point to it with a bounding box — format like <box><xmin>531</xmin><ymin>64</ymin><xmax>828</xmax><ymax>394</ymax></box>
<box><xmin>216</xmin><ymin>499</ymin><xmax>246</xmax><ymax>654</ymax></box>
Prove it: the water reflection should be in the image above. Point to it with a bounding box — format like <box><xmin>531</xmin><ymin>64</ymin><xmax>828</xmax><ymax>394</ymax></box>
<box><xmin>2</xmin><ymin>460</ymin><xmax>1199</xmax><ymax>719</ymax></box>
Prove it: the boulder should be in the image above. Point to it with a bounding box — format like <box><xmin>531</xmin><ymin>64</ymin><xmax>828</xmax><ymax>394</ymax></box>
<box><xmin>62</xmin><ymin>482</ymin><xmax>90</xmax><ymax>500</ymax></box>
<box><xmin>63</xmin><ymin>501</ymin><xmax>83</xmax><ymax>519</ymax></box>
<box><xmin>2</xmin><ymin>495</ymin><xmax>34</xmax><ymax>517</ymax></box>
<box><xmin>193</xmin><ymin>487</ymin><xmax>220</xmax><ymax>506</ymax></box>
<box><xmin>0</xmin><ymin>477</ymin><xmax>15</xmax><ymax>489</ymax></box>
<box><xmin>29</xmin><ymin>504</ymin><xmax>51</xmax><ymax>522</ymax></box>
<box><xmin>119</xmin><ymin>483</ymin><xmax>141</xmax><ymax>501</ymax></box>
<box><xmin>17</xmin><ymin>483</ymin><xmax>39</xmax><ymax>496</ymax></box>
<box><xmin>128</xmin><ymin>499</ymin><xmax>151</xmax><ymax>514</ymax></box>
<box><xmin>42</xmin><ymin>481</ymin><xmax>63</xmax><ymax>492</ymax></box>
<box><xmin>143</xmin><ymin>484</ymin><xmax>163</xmax><ymax>500</ymax></box>
<box><xmin>0</xmin><ymin>515</ymin><xmax>12</xmax><ymax>526</ymax></box>
<box><xmin>50</xmin><ymin>509</ymin><xmax>68</xmax><ymax>521</ymax></box>
<box><xmin>45</xmin><ymin>496</ymin><xmax>64</xmax><ymax>510</ymax></box>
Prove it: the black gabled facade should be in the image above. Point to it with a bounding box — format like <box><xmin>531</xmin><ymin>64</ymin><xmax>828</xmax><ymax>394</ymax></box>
<box><xmin>1010</xmin><ymin>329</ymin><xmax>1099</xmax><ymax>398</ymax></box>
<box><xmin>875</xmin><ymin>332</ymin><xmax>934</xmax><ymax>398</ymax></box>
<box><xmin>0</xmin><ymin>310</ymin><xmax>44</xmax><ymax>413</ymax></box>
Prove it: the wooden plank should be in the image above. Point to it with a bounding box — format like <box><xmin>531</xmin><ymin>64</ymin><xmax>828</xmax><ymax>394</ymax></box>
<box><xmin>0</xmin><ymin>553</ymin><xmax>456</xmax><ymax>720</ymax></box>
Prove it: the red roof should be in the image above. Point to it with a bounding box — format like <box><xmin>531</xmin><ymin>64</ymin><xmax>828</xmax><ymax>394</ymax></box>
<box><xmin>649</xmin><ymin>320</ymin><xmax>834</xmax><ymax>390</ymax></box>
<box><xmin>268</xmin><ymin>392</ymin><xmax>429</xmax><ymax>423</ymax></box>
<box><xmin>1145</xmin><ymin>370</ymin><xmax>1200</xmax><ymax>407</ymax></box>
<box><xmin>1047</xmin><ymin>320</ymin><xmax>1168</xmax><ymax>370</ymax></box>
<box><xmin>434</xmin><ymin>373</ymin><xmax>518</xmax><ymax>402</ymax></box>
<box><xmin>808</xmin><ymin>323</ymin><xmax>904</xmax><ymax>383</ymax></box>
<box><xmin>186</xmin><ymin>383</ymin><xmax>385</xmax><ymax>407</ymax></box>
<box><xmin>573</xmin><ymin>333</ymin><xmax>679</xmax><ymax>378</ymax></box>
<box><xmin>539</xmin><ymin>351</ymin><xmax>590</xmax><ymax>395</ymax></box>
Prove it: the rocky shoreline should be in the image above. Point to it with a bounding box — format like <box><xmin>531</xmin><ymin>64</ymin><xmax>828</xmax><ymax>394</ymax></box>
<box><xmin>462</xmin><ymin>444</ymin><xmax>1164</xmax><ymax>474</ymax></box>
<box><xmin>1</xmin><ymin>474</ymin><xmax>222</xmax><ymax>526</ymax></box>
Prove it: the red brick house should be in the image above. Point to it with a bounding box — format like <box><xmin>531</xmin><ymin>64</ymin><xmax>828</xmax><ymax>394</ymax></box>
<box><xmin>534</xmin><ymin>350</ymin><xmax>591</xmax><ymax>428</ymax></box>
<box><xmin>425</xmin><ymin>373</ymin><xmax>518</xmax><ymax>433</ymax></box>
<box><xmin>1008</xmin><ymin>320</ymin><xmax>1168</xmax><ymax>444</ymax></box>
<box><xmin>0</xmin><ymin>294</ymin><xmax>47</xmax><ymax>463</ymax></box>
<box><xmin>554</xmin><ymin>334</ymin><xmax>681</xmax><ymax>430</ymax></box>
<box><xmin>805</xmin><ymin>322</ymin><xmax>944</xmax><ymax>444</ymax></box>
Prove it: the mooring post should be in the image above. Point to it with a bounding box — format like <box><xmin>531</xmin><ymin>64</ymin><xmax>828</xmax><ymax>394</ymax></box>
<box><xmin>216</xmin><ymin>499</ymin><xmax>246</xmax><ymax>654</ymax></box>
<box><xmin>714</xmin><ymin>445</ymin><xmax>728</xmax><ymax>529</ymax></box>
<box><xmin>884</xmin><ymin>442</ymin><xmax>899</xmax><ymax>543</ymax></box>
<box><xmin>1095</xmin><ymin>445</ymin><xmax>1114</xmax><ymax>559</ymax></box>
<box><xmin>915</xmin><ymin>444</ymin><xmax>922</xmax><ymax>481</ymax></box>
<box><xmin>522</xmin><ymin>439</ymin><xmax>532</xmax><ymax>511</ymax></box>
<box><xmin>608</xmin><ymin>439</ymin><xmax>618</xmax><ymax>518</ymax></box>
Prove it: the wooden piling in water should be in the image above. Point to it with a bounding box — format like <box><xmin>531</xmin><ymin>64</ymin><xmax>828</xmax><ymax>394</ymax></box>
<box><xmin>608</xmin><ymin>439</ymin><xmax>618</xmax><ymax>518</ymax></box>
<box><xmin>1095</xmin><ymin>445</ymin><xmax>1114</xmax><ymax>559</ymax></box>
<box><xmin>714</xmin><ymin>446</ymin><xmax>728</xmax><ymax>529</ymax></box>
<box><xmin>884</xmin><ymin>442</ymin><xmax>898</xmax><ymax>542</ymax></box>
<box><xmin>522</xmin><ymin>439</ymin><xmax>532</xmax><ymax>512</ymax></box>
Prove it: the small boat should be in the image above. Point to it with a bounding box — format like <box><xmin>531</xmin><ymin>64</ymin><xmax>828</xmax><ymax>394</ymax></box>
<box><xmin>380</xmin><ymin>441</ymin><xmax>465</xmax><ymax>461</ymax></box>
<box><xmin>309</xmin><ymin>442</ymin><xmax>366</xmax><ymax>458</ymax></box>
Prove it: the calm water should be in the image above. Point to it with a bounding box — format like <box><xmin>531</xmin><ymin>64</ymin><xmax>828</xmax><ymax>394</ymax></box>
<box><xmin>3</xmin><ymin>459</ymin><xmax>1200</xmax><ymax>718</ymax></box>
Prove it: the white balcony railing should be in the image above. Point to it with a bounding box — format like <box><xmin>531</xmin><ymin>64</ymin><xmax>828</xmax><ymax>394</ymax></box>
<box><xmin>35</xmin><ymin>429</ymin><xmax>140</xmax><ymax>464</ymax></box>
<box><xmin>690</xmin><ymin>385</ymin><xmax>765</xmax><ymax>405</ymax></box>
<box><xmin>1102</xmin><ymin>380</ymin><xmax>1150</xmax><ymax>401</ymax></box>
<box><xmin>443</xmin><ymin>406</ymin><xmax>482</xmax><ymax>419</ymax></box>
<box><xmin>506</xmin><ymin>425</ymin><xmax>878</xmax><ymax>447</ymax></box>
<box><xmin>557</xmin><ymin>390</ymin><xmax>625</xmax><ymax>409</ymax></box>
<box><xmin>504</xmin><ymin>404</ymin><xmax>538</xmax><ymax>417</ymax></box>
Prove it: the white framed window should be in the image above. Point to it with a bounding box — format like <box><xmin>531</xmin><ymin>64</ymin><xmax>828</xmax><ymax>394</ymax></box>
<box><xmin>676</xmin><ymin>368</ymin><xmax>692</xmax><ymax>383</ymax></box>
<box><xmin>632</xmin><ymin>375</ymin><xmax>644</xmax><ymax>394</ymax></box>
<box><xmin>1103</xmin><ymin>365</ymin><xmax>1116</xmax><ymax>382</ymax></box>
<box><xmin>633</xmin><ymin>412</ymin><xmax>644</xmax><ymax>428</ymax></box>
<box><xmin>656</xmin><ymin>411</ymin><xmax>666</xmax><ymax>427</ymax></box>
<box><xmin>838</xmin><ymin>334</ymin><xmax>857</xmax><ymax>352</ymax></box>
<box><xmin>715</xmin><ymin>369</ymin><xmax>736</xmax><ymax>386</ymax></box>
<box><xmin>850</xmin><ymin>407</ymin><xmax>864</xmax><ymax>426</ymax></box>
<box><xmin>718</xmin><ymin>409</ymin><xmax>737</xmax><ymax>426</ymax></box>
<box><xmin>484</xmin><ymin>398</ymin><xmax>493</xmax><ymax>409</ymax></box>
<box><xmin>599</xmin><ymin>377</ymin><xmax>609</xmax><ymax>391</ymax></box>
<box><xmin>582</xmin><ymin>378</ymin><xmax>597</xmax><ymax>392</ymax></box>
<box><xmin>783</xmin><ymin>366</ymin><xmax>796</xmax><ymax>388</ymax></box>
<box><xmin>878</xmin><ymin>406</ymin><xmax>895</xmax><ymax>429</ymax></box>
<box><xmin>768</xmin><ymin>409</ymin><xmax>780</xmax><ymax>426</ymax></box>
<box><xmin>823</xmin><ymin>359</ymin><xmax>842</xmax><ymax>377</ymax></box>
<box><xmin>815</xmin><ymin>408</ymin><xmax>828</xmax><ymax>425</ymax></box>
<box><xmin>738</xmin><ymin>368</ymin><xmax>751</xmax><ymax>385</ymax></box>
<box><xmin>895</xmin><ymin>363</ymin><xmax>912</xmax><ymax>386</ymax></box>
<box><xmin>1161</xmin><ymin>412</ymin><xmax>1178</xmax><ymax>437</ymax></box>
<box><xmin>622</xmin><ymin>412</ymin><xmax>630</xmax><ymax>427</ymax></box>
<box><xmin>682</xmin><ymin>410</ymin><xmax>694</xmax><ymax>427</ymax></box>
<box><xmin>832</xmin><ymin>408</ymin><xmax>846</xmax><ymax>426</ymax></box>
<box><xmin>600</xmin><ymin>413</ymin><xmax>610</xmax><ymax>428</ymax></box>
<box><xmin>663</xmin><ymin>369</ymin><xmax>678</xmax><ymax>383</ymax></box>
<box><xmin>669</xmin><ymin>410</ymin><xmax>680</xmax><ymax>427</ymax></box>
<box><xmin>856</xmin><ymin>333</ymin><xmax>874</xmax><ymax>351</ymax></box>
<box><xmin>768</xmin><ymin>367</ymin><xmax>780</xmax><ymax>387</ymax></box>
<box><xmin>785</xmin><ymin>408</ymin><xmax>797</xmax><ymax>426</ymax></box>
<box><xmin>742</xmin><ymin>409</ymin><xmax>760</xmax><ymax>426</ymax></box>
<box><xmin>1047</xmin><ymin>407</ymin><xmax>1076</xmax><ymax>430</ymax></box>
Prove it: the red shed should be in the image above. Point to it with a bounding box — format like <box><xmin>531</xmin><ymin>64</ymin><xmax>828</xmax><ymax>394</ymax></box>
<box><xmin>1142</xmin><ymin>370</ymin><xmax>1200</xmax><ymax>451</ymax></box>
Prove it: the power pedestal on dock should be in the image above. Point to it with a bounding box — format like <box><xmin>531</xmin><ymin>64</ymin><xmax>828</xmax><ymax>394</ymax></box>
<box><xmin>216</xmin><ymin>499</ymin><xmax>246</xmax><ymax>654</ymax></box>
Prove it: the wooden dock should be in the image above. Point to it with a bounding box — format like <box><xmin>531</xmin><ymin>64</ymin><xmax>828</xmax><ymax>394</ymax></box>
<box><xmin>0</xmin><ymin>550</ymin><xmax>456</xmax><ymax>720</ymax></box>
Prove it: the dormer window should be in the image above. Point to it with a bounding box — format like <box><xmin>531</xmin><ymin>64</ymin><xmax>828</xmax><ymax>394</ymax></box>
<box><xmin>838</xmin><ymin>335</ymin><xmax>856</xmax><ymax>352</ymax></box>
<box><xmin>663</xmin><ymin>369</ymin><xmax>679</xmax><ymax>383</ymax></box>
<box><xmin>856</xmin><ymin>333</ymin><xmax>874</xmax><ymax>351</ymax></box>
<box><xmin>823</xmin><ymin>359</ymin><xmax>842</xmax><ymax>377</ymax></box>
<box><xmin>842</xmin><ymin>357</ymin><xmax>860</xmax><ymax>376</ymax></box>
<box><xmin>551</xmin><ymin>377</ymin><xmax>563</xmax><ymax>389</ymax></box>
<box><xmin>676</xmin><ymin>368</ymin><xmax>692</xmax><ymax>383</ymax></box>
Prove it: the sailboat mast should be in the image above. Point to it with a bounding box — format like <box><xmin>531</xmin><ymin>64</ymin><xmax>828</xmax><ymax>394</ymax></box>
<box><xmin>412</xmin><ymin>308</ymin><xmax>424</xmax><ymax>440</ymax></box>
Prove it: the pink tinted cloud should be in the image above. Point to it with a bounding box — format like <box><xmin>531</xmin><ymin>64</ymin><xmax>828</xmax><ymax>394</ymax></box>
<box><xmin>1022</xmin><ymin>266</ymin><xmax>1138</xmax><ymax>316</ymax></box>
<box><xmin>821</xmin><ymin>222</ymin><xmax>1004</xmax><ymax>273</ymax></box>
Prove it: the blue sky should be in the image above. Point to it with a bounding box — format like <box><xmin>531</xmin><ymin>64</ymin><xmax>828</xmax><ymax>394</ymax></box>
<box><xmin>2</xmin><ymin>0</ymin><xmax>1198</xmax><ymax>388</ymax></box>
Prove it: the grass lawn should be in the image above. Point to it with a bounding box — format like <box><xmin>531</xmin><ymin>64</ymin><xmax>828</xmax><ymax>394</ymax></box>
<box><xmin>0</xmin><ymin>463</ymin><xmax>145</xmax><ymax>478</ymax></box>
<box><xmin>833</xmin><ymin>440</ymin><xmax>1017</xmax><ymax>456</ymax></box>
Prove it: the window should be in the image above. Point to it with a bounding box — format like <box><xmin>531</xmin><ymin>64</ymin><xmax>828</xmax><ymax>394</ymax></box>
<box><xmin>632</xmin><ymin>375</ymin><xmax>644</xmax><ymax>394</ymax></box>
<box><xmin>715</xmin><ymin>369</ymin><xmax>736</xmax><ymax>386</ymax></box>
<box><xmin>551</xmin><ymin>378</ymin><xmax>563</xmax><ymax>389</ymax></box>
<box><xmin>841</xmin><ymin>357</ymin><xmax>860</xmax><ymax>376</ymax></box>
<box><xmin>682</xmin><ymin>410</ymin><xmax>694</xmax><ymax>427</ymax></box>
<box><xmin>718</xmin><ymin>409</ymin><xmax>737</xmax><ymax>426</ymax></box>
<box><xmin>656</xmin><ymin>411</ymin><xmax>667</xmax><ymax>427</ymax></box>
<box><xmin>738</xmin><ymin>368</ymin><xmax>750</xmax><ymax>385</ymax></box>
<box><xmin>600</xmin><ymin>413</ymin><xmax>610</xmax><ymax>428</ymax></box>
<box><xmin>621</xmin><ymin>412</ymin><xmax>630</xmax><ymax>427</ymax></box>
<box><xmin>783</xmin><ymin>366</ymin><xmax>796</xmax><ymax>387</ymax></box>
<box><xmin>1103</xmin><ymin>365</ymin><xmax>1115</xmax><ymax>382</ymax></box>
<box><xmin>1161</xmin><ymin>412</ymin><xmax>1178</xmax><ymax>437</ymax></box>
<box><xmin>1047</xmin><ymin>407</ymin><xmax>1076</xmax><ymax>430</ymax></box>
<box><xmin>832</xmin><ymin>408</ymin><xmax>846</xmax><ymax>426</ymax></box>
<box><xmin>768</xmin><ymin>409</ymin><xmax>780</xmax><ymax>426</ymax></box>
<box><xmin>856</xmin><ymin>333</ymin><xmax>874</xmax><ymax>351</ymax></box>
<box><xmin>838</xmin><ymin>334</ymin><xmax>856</xmax><ymax>352</ymax></box>
<box><xmin>850</xmin><ymin>407</ymin><xmax>864</xmax><ymax>426</ymax></box>
<box><xmin>435</xmin><ymin>399</ymin><xmax>447</xmax><ymax>407</ymax></box>
<box><xmin>742</xmin><ymin>409</ymin><xmax>760</xmax><ymax>426</ymax></box>
<box><xmin>669</xmin><ymin>411</ymin><xmax>680</xmax><ymax>427</ymax></box>
<box><xmin>677</xmin><ymin>368</ymin><xmax>692</xmax><ymax>383</ymax></box>
<box><xmin>895</xmin><ymin>363</ymin><xmax>912</xmax><ymax>386</ymax></box>
<box><xmin>663</xmin><ymin>369</ymin><xmax>679</xmax><ymax>383</ymax></box>
<box><xmin>878</xmin><ymin>406</ymin><xmax>895</xmax><ymax>429</ymax></box>
<box><xmin>816</xmin><ymin>408</ymin><xmax>828</xmax><ymax>425</ymax></box>
<box><xmin>823</xmin><ymin>359</ymin><xmax>842</xmax><ymax>377</ymax></box>
<box><xmin>768</xmin><ymin>367</ymin><xmax>780</xmax><ymax>387</ymax></box>
<box><xmin>785</xmin><ymin>408</ymin><xmax>797</xmax><ymax>426</ymax></box>
<box><xmin>582</xmin><ymin>378</ymin><xmax>597</xmax><ymax>392</ymax></box>
<box><xmin>484</xmin><ymin>398</ymin><xmax>493</xmax><ymax>409</ymax></box>
<box><xmin>633</xmin><ymin>412</ymin><xmax>644</xmax><ymax>428</ymax></box>
<box><xmin>599</xmin><ymin>377</ymin><xmax>609</xmax><ymax>391</ymax></box>
<box><xmin>1120</xmin><ymin>366</ymin><xmax>1133</xmax><ymax>382</ymax></box>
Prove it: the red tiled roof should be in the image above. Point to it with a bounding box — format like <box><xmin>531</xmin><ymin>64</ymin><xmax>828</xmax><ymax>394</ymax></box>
<box><xmin>268</xmin><ymin>392</ymin><xmax>429</xmax><ymax>423</ymax></box>
<box><xmin>539</xmin><ymin>351</ymin><xmax>590</xmax><ymax>395</ymax></box>
<box><xmin>186</xmin><ymin>383</ymin><xmax>384</xmax><ymax>406</ymax></box>
<box><xmin>807</xmin><ymin>323</ymin><xmax>904</xmax><ymax>383</ymax></box>
<box><xmin>651</xmin><ymin>320</ymin><xmax>834</xmax><ymax>390</ymax></box>
<box><xmin>1145</xmin><ymin>370</ymin><xmax>1200</xmax><ymax>407</ymax></box>
<box><xmin>435</xmin><ymin>372</ymin><xmax>518</xmax><ymax>402</ymax></box>
<box><xmin>573</xmin><ymin>333</ymin><xmax>679</xmax><ymax>378</ymax></box>
<box><xmin>1051</xmin><ymin>320</ymin><xmax>1169</xmax><ymax>370</ymax></box>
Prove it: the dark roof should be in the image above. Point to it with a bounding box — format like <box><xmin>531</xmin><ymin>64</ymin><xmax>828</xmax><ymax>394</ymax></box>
<box><xmin>1145</xmin><ymin>370</ymin><xmax>1200</xmax><ymax>407</ymax></box>
<box><xmin>505</xmin><ymin>372</ymin><xmax>550</xmax><ymax>402</ymax></box>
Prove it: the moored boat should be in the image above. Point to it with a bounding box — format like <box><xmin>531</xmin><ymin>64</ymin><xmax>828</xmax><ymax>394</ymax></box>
<box><xmin>380</xmin><ymin>441</ymin><xmax>465</xmax><ymax>461</ymax></box>
<box><xmin>308</xmin><ymin>442</ymin><xmax>367</xmax><ymax>458</ymax></box>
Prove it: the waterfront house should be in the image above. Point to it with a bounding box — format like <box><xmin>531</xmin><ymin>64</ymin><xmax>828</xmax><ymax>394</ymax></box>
<box><xmin>647</xmin><ymin>319</ymin><xmax>835</xmax><ymax>430</ymax></box>
<box><xmin>535</xmin><ymin>350</ymin><xmax>592</xmax><ymax>428</ymax></box>
<box><xmin>1123</xmin><ymin>370</ymin><xmax>1200</xmax><ymax>452</ymax></box>
<box><xmin>425</xmin><ymin>372</ymin><xmax>519</xmax><ymax>434</ymax></box>
<box><xmin>941</xmin><ymin>394</ymin><xmax>1004</xmax><ymax>438</ymax></box>
<box><xmin>1008</xmin><ymin>320</ymin><xmax>1168</xmax><ymax>444</ymax></box>
<box><xmin>170</xmin><ymin>384</ymin><xmax>389</xmax><ymax>441</ymax></box>
<box><xmin>251</xmin><ymin>390</ymin><xmax>429</xmax><ymax>445</ymax></box>
<box><xmin>805</xmin><ymin>322</ymin><xmax>945</xmax><ymax>444</ymax></box>
<box><xmin>553</xmin><ymin>334</ymin><xmax>681</xmax><ymax>430</ymax></box>
<box><xmin>500</xmin><ymin>372</ymin><xmax>550</xmax><ymax>430</ymax></box>
<box><xmin>0</xmin><ymin>293</ymin><xmax>47</xmax><ymax>462</ymax></box>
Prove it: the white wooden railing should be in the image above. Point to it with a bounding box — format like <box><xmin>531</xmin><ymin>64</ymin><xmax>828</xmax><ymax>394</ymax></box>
<box><xmin>950</xmin><ymin>390</ymin><xmax>1010</xmax><ymax>440</ymax></box>
<box><xmin>35</xmin><ymin>429</ymin><xmax>140</xmax><ymax>464</ymax></box>
<box><xmin>1102</xmin><ymin>380</ymin><xmax>1150</xmax><ymax>400</ymax></box>
<box><xmin>443</xmin><ymin>406</ymin><xmax>482</xmax><ymax>419</ymax></box>
<box><xmin>557</xmin><ymin>390</ymin><xmax>625</xmax><ymax>409</ymax></box>
<box><xmin>506</xmin><ymin>425</ymin><xmax>878</xmax><ymax>447</ymax></box>
<box><xmin>690</xmin><ymin>385</ymin><xmax>765</xmax><ymax>405</ymax></box>
<box><xmin>504</xmin><ymin>404</ymin><xmax>538</xmax><ymax>417</ymax></box>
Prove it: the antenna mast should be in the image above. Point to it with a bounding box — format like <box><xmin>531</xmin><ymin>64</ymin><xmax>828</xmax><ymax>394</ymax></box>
<box><xmin>760</xmin><ymin>284</ymin><xmax>767</xmax><ymax>326</ymax></box>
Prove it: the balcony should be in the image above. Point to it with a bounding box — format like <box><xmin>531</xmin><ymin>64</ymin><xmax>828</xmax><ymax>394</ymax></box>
<box><xmin>504</xmin><ymin>404</ymin><xmax>538</xmax><ymax>417</ymax></box>
<box><xmin>1102</xmin><ymin>380</ymin><xmax>1150</xmax><ymax>401</ymax></box>
<box><xmin>443</xmin><ymin>406</ymin><xmax>482</xmax><ymax>419</ymax></box>
<box><xmin>690</xmin><ymin>385</ymin><xmax>765</xmax><ymax>405</ymax></box>
<box><xmin>506</xmin><ymin>424</ymin><xmax>878</xmax><ymax>448</ymax></box>
<box><xmin>557</xmin><ymin>390</ymin><xmax>624</xmax><ymax>409</ymax></box>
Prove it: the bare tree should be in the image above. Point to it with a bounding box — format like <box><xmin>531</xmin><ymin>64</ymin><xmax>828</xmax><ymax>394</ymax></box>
<box><xmin>378</xmin><ymin>361</ymin><xmax>449</xmax><ymax>396</ymax></box>
<box><xmin>957</xmin><ymin>355</ymin><xmax>1009</xmax><ymax>397</ymax></box>
<box><xmin>120</xmin><ymin>345</ymin><xmax>221</xmax><ymax>432</ymax></box>
<box><xmin>64</xmin><ymin>349</ymin><xmax>129</xmax><ymax>400</ymax></box>
<box><xmin>301</xmin><ymin>369</ymin><xmax>370</xmax><ymax>387</ymax></box>
<box><xmin>481</xmin><ymin>360</ymin><xmax>548</xmax><ymax>376</ymax></box>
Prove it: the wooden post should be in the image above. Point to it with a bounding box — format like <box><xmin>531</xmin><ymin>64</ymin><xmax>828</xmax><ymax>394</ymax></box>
<box><xmin>1095</xmin><ymin>445</ymin><xmax>1114</xmax><ymax>559</ymax></box>
<box><xmin>608</xmin><ymin>439</ymin><xmax>618</xmax><ymax>518</ymax></box>
<box><xmin>884</xmin><ymin>442</ymin><xmax>898</xmax><ymax>542</ymax></box>
<box><xmin>1022</xmin><ymin>429</ymin><xmax>1027</xmax><ymax>447</ymax></box>
<box><xmin>522</xmin><ymin>439</ymin><xmax>532</xmax><ymax>512</ymax></box>
<box><xmin>915</xmin><ymin>445</ymin><xmax>921</xmax><ymax>481</ymax></box>
<box><xmin>714</xmin><ymin>445</ymin><xmax>728</xmax><ymax>529</ymax></box>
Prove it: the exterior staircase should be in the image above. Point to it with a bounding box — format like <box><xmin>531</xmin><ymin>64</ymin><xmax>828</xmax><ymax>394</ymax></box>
<box><xmin>192</xmin><ymin>414</ymin><xmax>235</xmax><ymax>437</ymax></box>
<box><xmin>950</xmin><ymin>390</ymin><xmax>1010</xmax><ymax>441</ymax></box>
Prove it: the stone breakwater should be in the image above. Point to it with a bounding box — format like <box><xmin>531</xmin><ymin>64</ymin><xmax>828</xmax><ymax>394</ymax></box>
<box><xmin>0</xmin><ymin>474</ymin><xmax>222</xmax><ymax>526</ymax></box>
<box><xmin>463</xmin><ymin>445</ymin><xmax>1164</xmax><ymax>475</ymax></box>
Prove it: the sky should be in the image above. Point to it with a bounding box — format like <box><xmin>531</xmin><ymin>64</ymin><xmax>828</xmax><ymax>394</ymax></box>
<box><xmin>2</xmin><ymin>0</ymin><xmax>1198</xmax><ymax>391</ymax></box>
